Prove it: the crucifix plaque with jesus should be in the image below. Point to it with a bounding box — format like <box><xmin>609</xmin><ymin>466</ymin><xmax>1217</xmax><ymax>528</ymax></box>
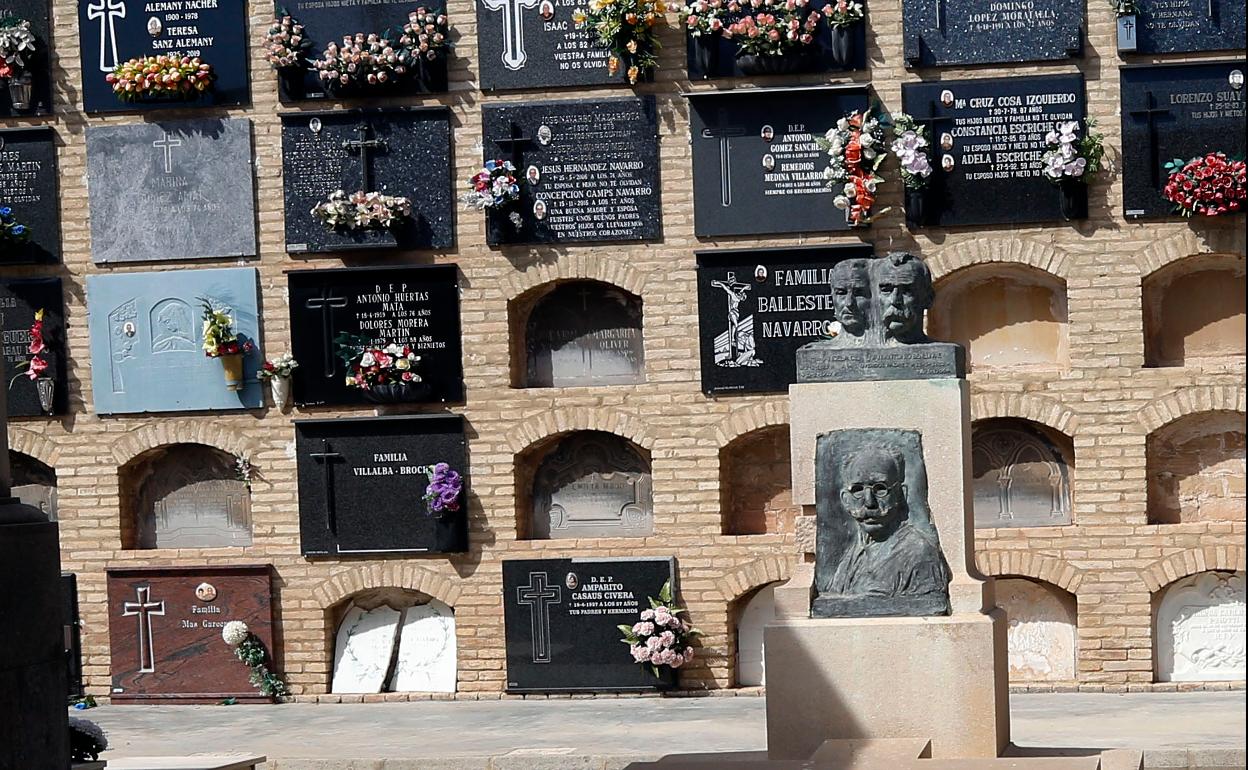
<box><xmin>281</xmin><ymin>108</ymin><xmax>454</xmax><ymax>254</ymax></box>
<box><xmin>502</xmin><ymin>557</ymin><xmax>675</xmax><ymax>692</ymax></box>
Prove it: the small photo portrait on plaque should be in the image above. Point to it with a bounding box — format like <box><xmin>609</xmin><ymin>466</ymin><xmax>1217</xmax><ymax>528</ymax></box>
<box><xmin>940</xmin><ymin>89</ymin><xmax>954</xmax><ymax>107</ymax></box>
<box><xmin>762</xmin><ymin>154</ymin><xmax>776</xmax><ymax>171</ymax></box>
<box><xmin>940</xmin><ymin>133</ymin><xmax>954</xmax><ymax>151</ymax></box>
<box><xmin>761</xmin><ymin>125</ymin><xmax>775</xmax><ymax>142</ymax></box>
<box><xmin>526</xmin><ymin>165</ymin><xmax>541</xmax><ymax>185</ymax></box>
<box><xmin>941</xmin><ymin>155</ymin><xmax>955</xmax><ymax>172</ymax></box>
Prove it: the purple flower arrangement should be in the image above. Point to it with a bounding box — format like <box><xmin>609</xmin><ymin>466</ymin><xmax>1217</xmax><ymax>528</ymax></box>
<box><xmin>419</xmin><ymin>462</ymin><xmax>463</xmax><ymax>515</ymax></box>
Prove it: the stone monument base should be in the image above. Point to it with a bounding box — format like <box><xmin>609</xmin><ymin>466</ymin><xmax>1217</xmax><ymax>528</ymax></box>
<box><xmin>764</xmin><ymin>611</ymin><xmax>1009</xmax><ymax>760</ymax></box>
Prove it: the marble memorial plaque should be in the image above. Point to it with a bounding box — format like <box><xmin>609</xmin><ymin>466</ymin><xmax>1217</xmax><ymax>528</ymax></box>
<box><xmin>997</xmin><ymin>578</ymin><xmax>1076</xmax><ymax>682</ymax></box>
<box><xmin>0</xmin><ymin>278</ymin><xmax>66</xmax><ymax>417</ymax></box>
<box><xmin>85</xmin><ymin>267</ymin><xmax>263</xmax><ymax>414</ymax></box>
<box><xmin>900</xmin><ymin>74</ymin><xmax>1087</xmax><ymax>227</ymax></box>
<box><xmin>524</xmin><ymin>282</ymin><xmax>644</xmax><ymax>388</ymax></box>
<box><xmin>332</xmin><ymin>604</ymin><xmax>402</xmax><ymax>694</ymax></box>
<box><xmin>502</xmin><ymin>557</ymin><xmax>675</xmax><ymax>692</ymax></box>
<box><xmin>1125</xmin><ymin>0</ymin><xmax>1244</xmax><ymax>54</ymax></box>
<box><xmin>75</xmin><ymin>0</ymin><xmax>249</xmax><ymax>114</ymax></box>
<box><xmin>0</xmin><ymin>126</ymin><xmax>60</xmax><ymax>264</ymax></box>
<box><xmin>1156</xmin><ymin>571</ymin><xmax>1245</xmax><ymax>682</ymax></box>
<box><xmin>972</xmin><ymin>422</ymin><xmax>1072</xmax><ymax>529</ymax></box>
<box><xmin>390</xmin><ymin>600</ymin><xmax>457</xmax><ymax>693</ymax></box>
<box><xmin>0</xmin><ymin>0</ymin><xmax>53</xmax><ymax>116</ymax></box>
<box><xmin>276</xmin><ymin>0</ymin><xmax>448</xmax><ymax>102</ymax></box>
<box><xmin>475</xmin><ymin>0</ymin><xmax>615</xmax><ymax>90</ymax></box>
<box><xmin>531</xmin><ymin>432</ymin><xmax>652</xmax><ymax>539</ymax></box>
<box><xmin>281</xmin><ymin>108</ymin><xmax>454</xmax><ymax>254</ymax></box>
<box><xmin>87</xmin><ymin>118</ymin><xmax>256</xmax><ymax>263</ymax></box>
<box><xmin>696</xmin><ymin>244</ymin><xmax>873</xmax><ymax>396</ymax></box>
<box><xmin>295</xmin><ymin>414</ymin><xmax>469</xmax><ymax>556</ymax></box>
<box><xmin>1120</xmin><ymin>62</ymin><xmax>1246</xmax><ymax>219</ymax></box>
<box><xmin>903</xmin><ymin>0</ymin><xmax>1082</xmax><ymax>68</ymax></box>
<box><xmin>106</xmin><ymin>565</ymin><xmax>275</xmax><ymax>703</ymax></box>
<box><xmin>687</xmin><ymin>86</ymin><xmax>871</xmax><ymax>238</ymax></box>
<box><xmin>287</xmin><ymin>265</ymin><xmax>463</xmax><ymax>407</ymax></box>
<box><xmin>136</xmin><ymin>446</ymin><xmax>252</xmax><ymax>549</ymax></box>
<box><xmin>482</xmin><ymin>97</ymin><xmax>660</xmax><ymax>245</ymax></box>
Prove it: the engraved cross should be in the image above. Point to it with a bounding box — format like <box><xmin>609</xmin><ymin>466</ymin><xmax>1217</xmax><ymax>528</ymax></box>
<box><xmin>310</xmin><ymin>440</ymin><xmax>346</xmax><ymax>536</ymax></box>
<box><xmin>1129</xmin><ymin>91</ymin><xmax>1173</xmax><ymax>187</ymax></box>
<box><xmin>482</xmin><ymin>0</ymin><xmax>542</xmax><ymax>71</ymax></box>
<box><xmin>121</xmin><ymin>586</ymin><xmax>165</xmax><ymax>674</ymax></box>
<box><xmin>87</xmin><ymin>0</ymin><xmax>127</xmax><ymax>73</ymax></box>
<box><xmin>305</xmin><ymin>287</ymin><xmax>350</xmax><ymax>378</ymax></box>
<box><xmin>493</xmin><ymin>121</ymin><xmax>535</xmax><ymax>169</ymax></box>
<box><xmin>700</xmin><ymin>108</ymin><xmax>748</xmax><ymax>207</ymax></box>
<box><xmin>517</xmin><ymin>572</ymin><xmax>562</xmax><ymax>663</ymax></box>
<box><xmin>152</xmin><ymin>133</ymin><xmax>183</xmax><ymax>174</ymax></box>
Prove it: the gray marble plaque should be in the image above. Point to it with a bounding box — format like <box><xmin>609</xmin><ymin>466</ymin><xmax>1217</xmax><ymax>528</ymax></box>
<box><xmin>87</xmin><ymin>118</ymin><xmax>256</xmax><ymax>263</ymax></box>
<box><xmin>531</xmin><ymin>433</ymin><xmax>653</xmax><ymax>539</ymax></box>
<box><xmin>525</xmin><ymin>283</ymin><xmax>644</xmax><ymax>388</ymax></box>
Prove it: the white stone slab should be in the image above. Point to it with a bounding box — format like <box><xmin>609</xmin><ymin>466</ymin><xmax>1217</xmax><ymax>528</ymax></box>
<box><xmin>1157</xmin><ymin>571</ymin><xmax>1246</xmax><ymax>682</ymax></box>
<box><xmin>390</xmin><ymin>600</ymin><xmax>457</xmax><ymax>693</ymax></box>
<box><xmin>332</xmin><ymin>604</ymin><xmax>401</xmax><ymax>694</ymax></box>
<box><xmin>106</xmin><ymin>756</ymin><xmax>265</xmax><ymax>770</ymax></box>
<box><xmin>736</xmin><ymin>583</ymin><xmax>778</xmax><ymax>687</ymax></box>
<box><xmin>997</xmin><ymin>578</ymin><xmax>1077</xmax><ymax>682</ymax></box>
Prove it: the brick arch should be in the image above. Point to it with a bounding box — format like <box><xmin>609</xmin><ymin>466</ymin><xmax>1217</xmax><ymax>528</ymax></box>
<box><xmin>1140</xmin><ymin>546</ymin><xmax>1246</xmax><ymax>593</ymax></box>
<box><xmin>1136</xmin><ymin>230</ymin><xmax>1247</xmax><ymax>279</ymax></box>
<box><xmin>503</xmin><ymin>406</ymin><xmax>655</xmax><ymax>454</ymax></box>
<box><xmin>501</xmin><ymin>255</ymin><xmax>649</xmax><ymax>302</ymax></box>
<box><xmin>971</xmin><ymin>393</ymin><xmax>1080</xmax><ymax>437</ymax></box>
<box><xmin>110</xmin><ymin>421</ymin><xmax>262</xmax><ymax>466</ymax></box>
<box><xmin>1136</xmin><ymin>386</ymin><xmax>1246</xmax><ymax>434</ymax></box>
<box><xmin>927</xmin><ymin>238</ymin><xmax>1072</xmax><ymax>283</ymax></box>
<box><xmin>975</xmin><ymin>551</ymin><xmax>1085</xmax><ymax>594</ymax></box>
<box><xmin>700</xmin><ymin>402</ymin><xmax>791</xmax><ymax>447</ymax></box>
<box><xmin>7</xmin><ymin>428</ymin><xmax>63</xmax><ymax>467</ymax></box>
<box><xmin>310</xmin><ymin>564</ymin><xmax>463</xmax><ymax>610</ymax></box>
<box><xmin>713</xmin><ymin>556</ymin><xmax>794</xmax><ymax>602</ymax></box>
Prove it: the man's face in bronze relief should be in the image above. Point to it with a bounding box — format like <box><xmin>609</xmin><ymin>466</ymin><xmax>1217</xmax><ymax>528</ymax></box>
<box><xmin>840</xmin><ymin>448</ymin><xmax>906</xmax><ymax>541</ymax></box>
<box><xmin>830</xmin><ymin>260</ymin><xmax>871</xmax><ymax>336</ymax></box>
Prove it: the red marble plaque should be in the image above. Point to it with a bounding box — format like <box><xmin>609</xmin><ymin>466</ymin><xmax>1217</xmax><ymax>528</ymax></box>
<box><xmin>106</xmin><ymin>565</ymin><xmax>275</xmax><ymax>704</ymax></box>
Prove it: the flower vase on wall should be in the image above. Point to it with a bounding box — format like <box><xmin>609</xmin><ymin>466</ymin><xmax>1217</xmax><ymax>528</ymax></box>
<box><xmin>905</xmin><ymin>187</ymin><xmax>931</xmax><ymax>227</ymax></box>
<box><xmin>35</xmin><ymin>377</ymin><xmax>54</xmax><ymax>414</ymax></box>
<box><xmin>693</xmin><ymin>34</ymin><xmax>720</xmax><ymax>77</ymax></box>
<box><xmin>1058</xmin><ymin>179</ymin><xmax>1088</xmax><ymax>221</ymax></box>
<box><xmin>7</xmin><ymin>74</ymin><xmax>33</xmax><ymax>111</ymax></box>
<box><xmin>829</xmin><ymin>24</ymin><xmax>855</xmax><ymax>68</ymax></box>
<box><xmin>219</xmin><ymin>354</ymin><xmax>244</xmax><ymax>391</ymax></box>
<box><xmin>270</xmin><ymin>376</ymin><xmax>291</xmax><ymax>410</ymax></box>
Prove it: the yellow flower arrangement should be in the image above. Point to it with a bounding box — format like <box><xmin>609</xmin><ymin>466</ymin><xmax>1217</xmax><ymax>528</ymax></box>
<box><xmin>575</xmin><ymin>0</ymin><xmax>667</xmax><ymax>84</ymax></box>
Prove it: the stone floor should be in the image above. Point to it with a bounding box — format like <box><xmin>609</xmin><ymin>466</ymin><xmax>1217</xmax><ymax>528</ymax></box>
<box><xmin>78</xmin><ymin>691</ymin><xmax>1245</xmax><ymax>768</ymax></box>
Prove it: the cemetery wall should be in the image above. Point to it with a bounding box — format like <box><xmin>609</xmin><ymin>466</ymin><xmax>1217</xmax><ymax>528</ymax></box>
<box><xmin>2</xmin><ymin>0</ymin><xmax>1243</xmax><ymax>698</ymax></box>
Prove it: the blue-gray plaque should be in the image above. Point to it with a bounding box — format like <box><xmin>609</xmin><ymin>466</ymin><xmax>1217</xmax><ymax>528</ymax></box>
<box><xmin>903</xmin><ymin>0</ymin><xmax>1083</xmax><ymax>67</ymax></box>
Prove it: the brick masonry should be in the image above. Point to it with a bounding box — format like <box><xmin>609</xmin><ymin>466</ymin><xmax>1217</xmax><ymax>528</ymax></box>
<box><xmin>2</xmin><ymin>0</ymin><xmax>1244</xmax><ymax>699</ymax></box>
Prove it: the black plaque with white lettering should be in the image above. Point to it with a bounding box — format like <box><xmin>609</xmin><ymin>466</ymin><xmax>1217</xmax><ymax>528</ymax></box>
<box><xmin>1120</xmin><ymin>62</ymin><xmax>1246</xmax><ymax>219</ymax></box>
<box><xmin>0</xmin><ymin>127</ymin><xmax>60</xmax><ymax>265</ymax></box>
<box><xmin>900</xmin><ymin>74</ymin><xmax>1086</xmax><ymax>227</ymax></box>
<box><xmin>1125</xmin><ymin>0</ymin><xmax>1245</xmax><ymax>54</ymax></box>
<box><xmin>287</xmin><ymin>265</ymin><xmax>464</xmax><ymax>408</ymax></box>
<box><xmin>475</xmin><ymin>0</ymin><xmax>617</xmax><ymax>90</ymax></box>
<box><xmin>697</xmin><ymin>244</ymin><xmax>874</xmax><ymax>396</ymax></box>
<box><xmin>295</xmin><ymin>414</ymin><xmax>469</xmax><ymax>556</ymax></box>
<box><xmin>687</xmin><ymin>85</ymin><xmax>871</xmax><ymax>238</ymax></box>
<box><xmin>902</xmin><ymin>0</ymin><xmax>1083</xmax><ymax>67</ymax></box>
<box><xmin>0</xmin><ymin>278</ymin><xmax>67</xmax><ymax>418</ymax></box>
<box><xmin>482</xmin><ymin>96</ymin><xmax>660</xmax><ymax>246</ymax></box>
<box><xmin>503</xmin><ymin>557</ymin><xmax>676</xmax><ymax>693</ymax></box>
<box><xmin>76</xmin><ymin>0</ymin><xmax>250</xmax><ymax>114</ymax></box>
<box><xmin>1</xmin><ymin>0</ymin><xmax>54</xmax><ymax>116</ymax></box>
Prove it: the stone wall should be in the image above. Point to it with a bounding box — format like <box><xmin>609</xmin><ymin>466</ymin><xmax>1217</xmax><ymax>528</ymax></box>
<box><xmin>4</xmin><ymin>0</ymin><xmax>1244</xmax><ymax>699</ymax></box>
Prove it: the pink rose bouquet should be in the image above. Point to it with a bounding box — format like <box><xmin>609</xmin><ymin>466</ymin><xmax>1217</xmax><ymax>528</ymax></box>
<box><xmin>618</xmin><ymin>580</ymin><xmax>700</xmax><ymax>677</ymax></box>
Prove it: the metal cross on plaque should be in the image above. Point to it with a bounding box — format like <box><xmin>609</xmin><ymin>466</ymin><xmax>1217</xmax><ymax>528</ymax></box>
<box><xmin>121</xmin><ymin>586</ymin><xmax>166</xmax><ymax>673</ymax></box>
<box><xmin>305</xmin><ymin>286</ymin><xmax>350</xmax><ymax>378</ymax></box>
<box><xmin>87</xmin><ymin>0</ymin><xmax>127</xmax><ymax>73</ymax></box>
<box><xmin>701</xmin><ymin>108</ymin><xmax>748</xmax><ymax>207</ymax></box>
<box><xmin>482</xmin><ymin>0</ymin><xmax>542</xmax><ymax>71</ymax></box>
<box><xmin>342</xmin><ymin>124</ymin><xmax>387</xmax><ymax>192</ymax></box>
<box><xmin>310</xmin><ymin>440</ymin><xmax>346</xmax><ymax>536</ymax></box>
<box><xmin>493</xmin><ymin>121</ymin><xmax>536</xmax><ymax>169</ymax></box>
<box><xmin>517</xmin><ymin>572</ymin><xmax>562</xmax><ymax>664</ymax></box>
<box><xmin>1129</xmin><ymin>91</ymin><xmax>1173</xmax><ymax>187</ymax></box>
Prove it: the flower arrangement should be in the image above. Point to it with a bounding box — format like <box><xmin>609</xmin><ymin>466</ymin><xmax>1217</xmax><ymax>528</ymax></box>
<box><xmin>824</xmin><ymin>0</ymin><xmax>864</xmax><ymax>25</ymax></box>
<box><xmin>890</xmin><ymin>113</ymin><xmax>933</xmax><ymax>190</ymax></box>
<box><xmin>316</xmin><ymin>30</ymin><xmax>423</xmax><ymax>90</ymax></box>
<box><xmin>1163</xmin><ymin>152</ymin><xmax>1246</xmax><ymax>218</ymax></box>
<box><xmin>265</xmin><ymin>13</ymin><xmax>311</xmax><ymax>70</ymax></box>
<box><xmin>399</xmin><ymin>8</ymin><xmax>451</xmax><ymax>63</ymax></box>
<box><xmin>1040</xmin><ymin>118</ymin><xmax>1105</xmax><ymax>184</ymax></box>
<box><xmin>222</xmin><ymin>621</ymin><xmax>289</xmax><ymax>699</ymax></box>
<box><xmin>819</xmin><ymin>108</ymin><xmax>887</xmax><ymax>226</ymax></box>
<box><xmin>573</xmin><ymin>0</ymin><xmax>668</xmax><ymax>85</ymax></box>
<box><xmin>0</xmin><ymin>16</ymin><xmax>36</xmax><ymax>80</ymax></box>
<box><xmin>459</xmin><ymin>160</ymin><xmax>524</xmax><ymax>228</ymax></box>
<box><xmin>334</xmin><ymin>333</ymin><xmax>423</xmax><ymax>391</ymax></box>
<box><xmin>1110</xmin><ymin>0</ymin><xmax>1137</xmax><ymax>15</ymax></box>
<box><xmin>235</xmin><ymin>456</ymin><xmax>254</xmax><ymax>489</ymax></box>
<box><xmin>258</xmin><ymin>352</ymin><xmax>299</xmax><ymax>381</ymax></box>
<box><xmin>200</xmin><ymin>300</ymin><xmax>254</xmax><ymax>358</ymax></box>
<box><xmin>618</xmin><ymin>580</ymin><xmax>700</xmax><ymax>678</ymax></box>
<box><xmin>107</xmin><ymin>55</ymin><xmax>215</xmax><ymax>102</ymax></box>
<box><xmin>724</xmin><ymin>0</ymin><xmax>826</xmax><ymax>57</ymax></box>
<box><xmin>312</xmin><ymin>189</ymin><xmax>413</xmax><ymax>231</ymax></box>
<box><xmin>0</xmin><ymin>205</ymin><xmax>30</xmax><ymax>246</ymax></box>
<box><xmin>7</xmin><ymin>308</ymin><xmax>48</xmax><ymax>387</ymax></box>
<box><xmin>418</xmin><ymin>462</ymin><xmax>463</xmax><ymax>515</ymax></box>
<box><xmin>68</xmin><ymin>717</ymin><xmax>108</xmax><ymax>762</ymax></box>
<box><xmin>677</xmin><ymin>0</ymin><xmax>732</xmax><ymax>38</ymax></box>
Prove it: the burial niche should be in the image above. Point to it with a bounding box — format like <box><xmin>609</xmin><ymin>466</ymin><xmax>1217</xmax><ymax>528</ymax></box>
<box><xmin>721</xmin><ymin>426</ymin><xmax>799</xmax><ymax>536</ymax></box>
<box><xmin>1155</xmin><ymin>571</ymin><xmax>1245</xmax><ymax>683</ymax></box>
<box><xmin>515</xmin><ymin>281</ymin><xmax>644</xmax><ymax>389</ymax></box>
<box><xmin>524</xmin><ymin>431</ymin><xmax>653</xmax><ymax>540</ymax></box>
<box><xmin>996</xmin><ymin>578</ymin><xmax>1078</xmax><ymax>683</ymax></box>
<box><xmin>1146</xmin><ymin>412</ymin><xmax>1246</xmax><ymax>525</ymax></box>
<box><xmin>1144</xmin><ymin>256</ymin><xmax>1246</xmax><ymax>368</ymax></box>
<box><xmin>972</xmin><ymin>419</ymin><xmax>1074</xmax><ymax>529</ymax></box>
<box><xmin>735</xmin><ymin>582</ymin><xmax>780</xmax><ymax>687</ymax></box>
<box><xmin>330</xmin><ymin>589</ymin><xmax>457</xmax><ymax>694</ymax></box>
<box><xmin>9</xmin><ymin>451</ymin><xmax>56</xmax><ymax>520</ymax></box>
<box><xmin>929</xmin><ymin>265</ymin><xmax>1068</xmax><ymax>370</ymax></box>
<box><xmin>120</xmin><ymin>444</ymin><xmax>252</xmax><ymax>549</ymax></box>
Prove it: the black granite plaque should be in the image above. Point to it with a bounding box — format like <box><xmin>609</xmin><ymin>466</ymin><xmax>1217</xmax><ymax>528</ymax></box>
<box><xmin>687</xmin><ymin>86</ymin><xmax>870</xmax><ymax>238</ymax></box>
<box><xmin>0</xmin><ymin>127</ymin><xmax>59</xmax><ymax>265</ymax></box>
<box><xmin>1124</xmin><ymin>0</ymin><xmax>1245</xmax><ymax>54</ymax></box>
<box><xmin>696</xmin><ymin>244</ymin><xmax>873</xmax><ymax>396</ymax></box>
<box><xmin>1</xmin><ymin>0</ymin><xmax>53</xmax><ymax>117</ymax></box>
<box><xmin>902</xmin><ymin>0</ymin><xmax>1082</xmax><ymax>68</ymax></box>
<box><xmin>282</xmin><ymin>108</ymin><xmax>454</xmax><ymax>254</ymax></box>
<box><xmin>296</xmin><ymin>414</ymin><xmax>469</xmax><ymax>556</ymax></box>
<box><xmin>482</xmin><ymin>96</ymin><xmax>660</xmax><ymax>246</ymax></box>
<box><xmin>275</xmin><ymin>0</ymin><xmax>449</xmax><ymax>102</ymax></box>
<box><xmin>76</xmin><ymin>0</ymin><xmax>249</xmax><ymax>114</ymax></box>
<box><xmin>0</xmin><ymin>278</ymin><xmax>67</xmax><ymax>418</ymax></box>
<box><xmin>900</xmin><ymin>74</ymin><xmax>1086</xmax><ymax>227</ymax></box>
<box><xmin>525</xmin><ymin>282</ymin><xmax>644</xmax><ymax>388</ymax></box>
<box><xmin>475</xmin><ymin>0</ymin><xmax>616</xmax><ymax>90</ymax></box>
<box><xmin>287</xmin><ymin>265</ymin><xmax>463</xmax><ymax>408</ymax></box>
<box><xmin>1120</xmin><ymin>62</ymin><xmax>1246</xmax><ymax>219</ymax></box>
<box><xmin>503</xmin><ymin>557</ymin><xmax>676</xmax><ymax>692</ymax></box>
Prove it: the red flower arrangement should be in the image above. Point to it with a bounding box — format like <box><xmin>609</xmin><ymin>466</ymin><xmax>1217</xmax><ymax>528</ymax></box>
<box><xmin>8</xmin><ymin>308</ymin><xmax>48</xmax><ymax>385</ymax></box>
<box><xmin>818</xmin><ymin>108</ymin><xmax>886</xmax><ymax>226</ymax></box>
<box><xmin>334</xmin><ymin>333</ymin><xmax>422</xmax><ymax>391</ymax></box>
<box><xmin>1162</xmin><ymin>152</ymin><xmax>1246</xmax><ymax>218</ymax></box>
